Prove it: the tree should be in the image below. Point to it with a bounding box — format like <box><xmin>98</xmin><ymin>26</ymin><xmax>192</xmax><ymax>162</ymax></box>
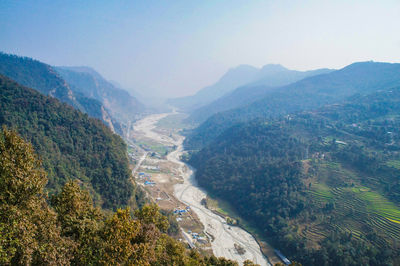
<box><xmin>243</xmin><ymin>259</ymin><xmax>260</xmax><ymax>265</ymax></box>
<box><xmin>51</xmin><ymin>180</ymin><xmax>104</xmax><ymax>264</ymax></box>
<box><xmin>0</xmin><ymin>127</ymin><xmax>73</xmax><ymax>265</ymax></box>
<box><xmin>100</xmin><ymin>208</ymin><xmax>152</xmax><ymax>265</ymax></box>
<box><xmin>134</xmin><ymin>204</ymin><xmax>169</xmax><ymax>233</ymax></box>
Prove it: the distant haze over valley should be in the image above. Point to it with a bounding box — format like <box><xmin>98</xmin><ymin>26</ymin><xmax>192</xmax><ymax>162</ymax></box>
<box><xmin>1</xmin><ymin>1</ymin><xmax>399</xmax><ymax>97</ymax></box>
<box><xmin>2</xmin><ymin>1</ymin><xmax>400</xmax><ymax>265</ymax></box>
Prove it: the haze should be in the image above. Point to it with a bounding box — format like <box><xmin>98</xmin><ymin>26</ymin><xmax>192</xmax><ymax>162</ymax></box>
<box><xmin>1</xmin><ymin>0</ymin><xmax>399</xmax><ymax>98</ymax></box>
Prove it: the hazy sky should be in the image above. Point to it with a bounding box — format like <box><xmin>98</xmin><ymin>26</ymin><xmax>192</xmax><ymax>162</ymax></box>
<box><xmin>1</xmin><ymin>0</ymin><xmax>399</xmax><ymax>97</ymax></box>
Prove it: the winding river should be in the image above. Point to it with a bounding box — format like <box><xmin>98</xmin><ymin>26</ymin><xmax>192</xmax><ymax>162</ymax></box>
<box><xmin>133</xmin><ymin>113</ymin><xmax>270</xmax><ymax>266</ymax></box>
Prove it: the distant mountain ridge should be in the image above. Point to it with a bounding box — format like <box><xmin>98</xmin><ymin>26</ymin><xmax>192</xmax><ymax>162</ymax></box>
<box><xmin>55</xmin><ymin>66</ymin><xmax>146</xmax><ymax>125</ymax></box>
<box><xmin>187</xmin><ymin>66</ymin><xmax>333</xmax><ymax>123</ymax></box>
<box><xmin>168</xmin><ymin>63</ymin><xmax>332</xmax><ymax>115</ymax></box>
<box><xmin>0</xmin><ymin>74</ymin><xmax>134</xmax><ymax>209</ymax></box>
<box><xmin>0</xmin><ymin>52</ymin><xmax>122</xmax><ymax>131</ymax></box>
<box><xmin>167</xmin><ymin>64</ymin><xmax>259</xmax><ymax>111</ymax></box>
<box><xmin>0</xmin><ymin>53</ymin><xmax>79</xmax><ymax>108</ymax></box>
<box><xmin>185</xmin><ymin>61</ymin><xmax>400</xmax><ymax>150</ymax></box>
<box><xmin>0</xmin><ymin>52</ymin><xmax>146</xmax><ymax>136</ymax></box>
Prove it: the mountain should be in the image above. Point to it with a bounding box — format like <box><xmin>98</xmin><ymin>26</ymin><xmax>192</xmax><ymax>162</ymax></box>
<box><xmin>55</xmin><ymin>66</ymin><xmax>146</xmax><ymax>124</ymax></box>
<box><xmin>167</xmin><ymin>64</ymin><xmax>259</xmax><ymax>111</ymax></box>
<box><xmin>189</xmin><ymin>87</ymin><xmax>400</xmax><ymax>265</ymax></box>
<box><xmin>0</xmin><ymin>52</ymin><xmax>119</xmax><ymax>132</ymax></box>
<box><xmin>185</xmin><ymin>61</ymin><xmax>400</xmax><ymax>150</ymax></box>
<box><xmin>187</xmin><ymin>67</ymin><xmax>333</xmax><ymax>124</ymax></box>
<box><xmin>0</xmin><ymin>74</ymin><xmax>134</xmax><ymax>209</ymax></box>
<box><xmin>0</xmin><ymin>129</ymin><xmax>240</xmax><ymax>265</ymax></box>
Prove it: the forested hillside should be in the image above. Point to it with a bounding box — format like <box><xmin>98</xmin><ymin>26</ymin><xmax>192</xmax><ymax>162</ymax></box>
<box><xmin>55</xmin><ymin>66</ymin><xmax>145</xmax><ymax>124</ymax></box>
<box><xmin>0</xmin><ymin>52</ymin><xmax>118</xmax><ymax>131</ymax></box>
<box><xmin>185</xmin><ymin>61</ymin><xmax>400</xmax><ymax>150</ymax></box>
<box><xmin>0</xmin><ymin>74</ymin><xmax>133</xmax><ymax>209</ymax></box>
<box><xmin>0</xmin><ymin>128</ymin><xmax>242</xmax><ymax>265</ymax></box>
<box><xmin>189</xmin><ymin>87</ymin><xmax>400</xmax><ymax>265</ymax></box>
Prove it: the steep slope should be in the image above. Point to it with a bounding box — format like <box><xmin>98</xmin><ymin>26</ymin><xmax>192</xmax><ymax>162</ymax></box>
<box><xmin>0</xmin><ymin>131</ymin><xmax>240</xmax><ymax>265</ymax></box>
<box><xmin>0</xmin><ymin>74</ymin><xmax>133</xmax><ymax>209</ymax></box>
<box><xmin>0</xmin><ymin>52</ymin><xmax>118</xmax><ymax>131</ymax></box>
<box><xmin>188</xmin><ymin>67</ymin><xmax>332</xmax><ymax>124</ymax></box>
<box><xmin>189</xmin><ymin>87</ymin><xmax>400</xmax><ymax>265</ymax></box>
<box><xmin>185</xmin><ymin>61</ymin><xmax>400</xmax><ymax>150</ymax></box>
<box><xmin>167</xmin><ymin>64</ymin><xmax>259</xmax><ymax>111</ymax></box>
<box><xmin>55</xmin><ymin>66</ymin><xmax>145</xmax><ymax>124</ymax></box>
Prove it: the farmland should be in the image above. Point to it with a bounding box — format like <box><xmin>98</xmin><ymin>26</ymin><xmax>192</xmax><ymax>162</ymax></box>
<box><xmin>309</xmin><ymin>181</ymin><xmax>400</xmax><ymax>245</ymax></box>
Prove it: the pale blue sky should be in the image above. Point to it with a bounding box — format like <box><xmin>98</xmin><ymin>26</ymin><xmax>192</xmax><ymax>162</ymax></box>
<box><xmin>1</xmin><ymin>0</ymin><xmax>399</xmax><ymax>97</ymax></box>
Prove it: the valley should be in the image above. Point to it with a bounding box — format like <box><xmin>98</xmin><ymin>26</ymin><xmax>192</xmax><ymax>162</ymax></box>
<box><xmin>127</xmin><ymin>112</ymin><xmax>273</xmax><ymax>266</ymax></box>
<box><xmin>2</xmin><ymin>2</ymin><xmax>399</xmax><ymax>265</ymax></box>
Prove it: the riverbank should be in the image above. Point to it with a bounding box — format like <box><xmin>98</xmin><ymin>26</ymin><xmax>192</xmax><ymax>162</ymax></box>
<box><xmin>202</xmin><ymin>194</ymin><xmax>280</xmax><ymax>265</ymax></box>
<box><xmin>129</xmin><ymin>112</ymin><xmax>270</xmax><ymax>266</ymax></box>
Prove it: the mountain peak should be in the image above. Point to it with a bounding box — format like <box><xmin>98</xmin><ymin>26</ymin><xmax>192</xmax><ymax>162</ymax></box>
<box><xmin>225</xmin><ymin>64</ymin><xmax>259</xmax><ymax>75</ymax></box>
<box><xmin>57</xmin><ymin>66</ymin><xmax>102</xmax><ymax>79</ymax></box>
<box><xmin>260</xmin><ymin>64</ymin><xmax>288</xmax><ymax>72</ymax></box>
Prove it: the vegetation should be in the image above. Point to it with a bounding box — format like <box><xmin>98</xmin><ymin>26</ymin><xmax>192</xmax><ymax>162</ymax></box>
<box><xmin>0</xmin><ymin>74</ymin><xmax>133</xmax><ymax>209</ymax></box>
<box><xmin>189</xmin><ymin>87</ymin><xmax>400</xmax><ymax>265</ymax></box>
<box><xmin>185</xmin><ymin>61</ymin><xmax>400</xmax><ymax>150</ymax></box>
<box><xmin>0</xmin><ymin>128</ymin><xmax>243</xmax><ymax>265</ymax></box>
<box><xmin>0</xmin><ymin>52</ymin><xmax>119</xmax><ymax>130</ymax></box>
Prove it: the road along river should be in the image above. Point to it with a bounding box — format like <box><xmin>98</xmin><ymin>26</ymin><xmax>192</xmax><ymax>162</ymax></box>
<box><xmin>133</xmin><ymin>113</ymin><xmax>270</xmax><ymax>266</ymax></box>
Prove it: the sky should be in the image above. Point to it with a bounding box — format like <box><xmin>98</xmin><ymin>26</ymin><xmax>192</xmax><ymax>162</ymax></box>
<box><xmin>1</xmin><ymin>0</ymin><xmax>399</xmax><ymax>98</ymax></box>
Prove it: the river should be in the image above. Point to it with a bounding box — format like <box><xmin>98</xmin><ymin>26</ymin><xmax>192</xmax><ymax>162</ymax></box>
<box><xmin>133</xmin><ymin>113</ymin><xmax>270</xmax><ymax>266</ymax></box>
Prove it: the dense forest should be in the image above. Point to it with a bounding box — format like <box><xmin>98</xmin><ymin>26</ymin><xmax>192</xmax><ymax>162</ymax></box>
<box><xmin>0</xmin><ymin>128</ymin><xmax>247</xmax><ymax>265</ymax></box>
<box><xmin>185</xmin><ymin>62</ymin><xmax>400</xmax><ymax>150</ymax></box>
<box><xmin>0</xmin><ymin>74</ymin><xmax>132</xmax><ymax>209</ymax></box>
<box><xmin>189</xmin><ymin>87</ymin><xmax>400</xmax><ymax>265</ymax></box>
<box><xmin>0</xmin><ymin>52</ymin><xmax>121</xmax><ymax>132</ymax></box>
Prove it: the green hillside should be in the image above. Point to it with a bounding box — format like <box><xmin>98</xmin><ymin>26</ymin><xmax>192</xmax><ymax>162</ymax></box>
<box><xmin>0</xmin><ymin>74</ymin><xmax>133</xmax><ymax>209</ymax></box>
<box><xmin>0</xmin><ymin>128</ymin><xmax>241</xmax><ymax>265</ymax></box>
<box><xmin>185</xmin><ymin>61</ymin><xmax>400</xmax><ymax>150</ymax></box>
<box><xmin>189</xmin><ymin>87</ymin><xmax>400</xmax><ymax>265</ymax></box>
<box><xmin>0</xmin><ymin>52</ymin><xmax>119</xmax><ymax>131</ymax></box>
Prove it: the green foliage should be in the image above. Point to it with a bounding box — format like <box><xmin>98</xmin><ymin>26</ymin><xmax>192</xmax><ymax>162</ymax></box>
<box><xmin>0</xmin><ymin>52</ymin><xmax>115</xmax><ymax>125</ymax></box>
<box><xmin>0</xmin><ymin>74</ymin><xmax>133</xmax><ymax>209</ymax></box>
<box><xmin>0</xmin><ymin>127</ymin><xmax>74</xmax><ymax>265</ymax></box>
<box><xmin>0</xmin><ymin>125</ymin><xmax>47</xmax><ymax>205</ymax></box>
<box><xmin>0</xmin><ymin>129</ymin><xmax>242</xmax><ymax>265</ymax></box>
<box><xmin>51</xmin><ymin>181</ymin><xmax>104</xmax><ymax>264</ymax></box>
<box><xmin>185</xmin><ymin>61</ymin><xmax>400</xmax><ymax>150</ymax></box>
<box><xmin>134</xmin><ymin>204</ymin><xmax>169</xmax><ymax>233</ymax></box>
<box><xmin>189</xmin><ymin>87</ymin><xmax>400</xmax><ymax>265</ymax></box>
<box><xmin>160</xmin><ymin>209</ymin><xmax>180</xmax><ymax>236</ymax></box>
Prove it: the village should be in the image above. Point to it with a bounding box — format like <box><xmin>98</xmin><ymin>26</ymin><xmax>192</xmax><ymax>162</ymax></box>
<box><xmin>126</xmin><ymin>113</ymin><xmax>274</xmax><ymax>265</ymax></box>
<box><xmin>128</xmin><ymin>139</ymin><xmax>214</xmax><ymax>253</ymax></box>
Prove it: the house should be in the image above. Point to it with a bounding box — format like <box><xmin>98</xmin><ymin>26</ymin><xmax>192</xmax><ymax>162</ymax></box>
<box><xmin>144</xmin><ymin>180</ymin><xmax>156</xmax><ymax>186</ymax></box>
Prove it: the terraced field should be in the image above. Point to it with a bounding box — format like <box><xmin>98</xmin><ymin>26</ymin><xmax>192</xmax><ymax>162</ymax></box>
<box><xmin>308</xmin><ymin>183</ymin><xmax>334</xmax><ymax>203</ymax></box>
<box><xmin>309</xmin><ymin>183</ymin><xmax>400</xmax><ymax>244</ymax></box>
<box><xmin>387</xmin><ymin>159</ymin><xmax>400</xmax><ymax>170</ymax></box>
